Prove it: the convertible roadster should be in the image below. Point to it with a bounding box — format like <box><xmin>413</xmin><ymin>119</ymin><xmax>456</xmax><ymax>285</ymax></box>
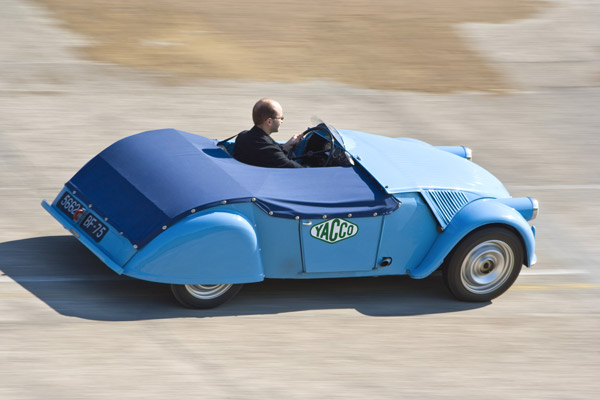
<box><xmin>42</xmin><ymin>121</ymin><xmax>538</xmax><ymax>308</ymax></box>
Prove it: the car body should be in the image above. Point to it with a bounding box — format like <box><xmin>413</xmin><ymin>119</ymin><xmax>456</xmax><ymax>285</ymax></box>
<box><xmin>42</xmin><ymin>121</ymin><xmax>538</xmax><ymax>308</ymax></box>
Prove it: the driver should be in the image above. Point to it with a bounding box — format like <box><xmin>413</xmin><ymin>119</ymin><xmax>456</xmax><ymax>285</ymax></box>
<box><xmin>234</xmin><ymin>98</ymin><xmax>304</xmax><ymax>168</ymax></box>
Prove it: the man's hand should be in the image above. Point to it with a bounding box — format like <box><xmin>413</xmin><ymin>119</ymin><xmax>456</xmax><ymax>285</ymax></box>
<box><xmin>282</xmin><ymin>132</ymin><xmax>303</xmax><ymax>152</ymax></box>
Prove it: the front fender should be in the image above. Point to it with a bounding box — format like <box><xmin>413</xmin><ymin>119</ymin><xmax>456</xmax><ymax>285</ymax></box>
<box><xmin>409</xmin><ymin>198</ymin><xmax>536</xmax><ymax>279</ymax></box>
<box><xmin>122</xmin><ymin>210</ymin><xmax>264</xmax><ymax>284</ymax></box>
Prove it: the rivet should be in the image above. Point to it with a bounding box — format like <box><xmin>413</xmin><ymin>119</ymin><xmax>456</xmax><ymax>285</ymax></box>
<box><xmin>162</xmin><ymin>226</ymin><xmax>167</xmax><ymax>230</ymax></box>
<box><xmin>133</xmin><ymin>245</ymin><xmax>138</xmax><ymax>249</ymax></box>
<box><xmin>88</xmin><ymin>204</ymin><xmax>93</xmax><ymax>208</ymax></box>
<box><xmin>269</xmin><ymin>211</ymin><xmax>274</xmax><ymax>216</ymax></box>
<box><xmin>373</xmin><ymin>212</ymin><xmax>378</xmax><ymax>217</ymax></box>
<box><xmin>251</xmin><ymin>198</ymin><xmax>257</xmax><ymax>202</ymax></box>
<box><xmin>73</xmin><ymin>191</ymin><xmax>77</xmax><ymax>195</ymax></box>
<box><xmin>191</xmin><ymin>209</ymin><xmax>196</xmax><ymax>213</ymax></box>
<box><xmin>221</xmin><ymin>200</ymin><xmax>227</xmax><ymax>205</ymax></box>
<box><xmin>348</xmin><ymin>213</ymin><xmax>352</xmax><ymax>218</ymax></box>
<box><xmin>322</xmin><ymin>215</ymin><xmax>327</xmax><ymax>219</ymax></box>
<box><xmin>104</xmin><ymin>217</ymin><xmax>108</xmax><ymax>222</ymax></box>
<box><xmin>295</xmin><ymin>216</ymin><xmax>300</xmax><ymax>220</ymax></box>
<box><xmin>120</xmin><ymin>232</ymin><xmax>123</xmax><ymax>235</ymax></box>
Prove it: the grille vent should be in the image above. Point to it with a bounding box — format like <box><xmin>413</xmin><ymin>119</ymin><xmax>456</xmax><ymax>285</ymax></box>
<box><xmin>422</xmin><ymin>190</ymin><xmax>470</xmax><ymax>229</ymax></box>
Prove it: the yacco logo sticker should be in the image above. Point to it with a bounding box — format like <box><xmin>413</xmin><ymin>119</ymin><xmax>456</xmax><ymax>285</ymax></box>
<box><xmin>309</xmin><ymin>218</ymin><xmax>358</xmax><ymax>244</ymax></box>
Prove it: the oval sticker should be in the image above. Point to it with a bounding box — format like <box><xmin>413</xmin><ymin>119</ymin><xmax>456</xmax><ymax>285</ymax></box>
<box><xmin>309</xmin><ymin>218</ymin><xmax>358</xmax><ymax>244</ymax></box>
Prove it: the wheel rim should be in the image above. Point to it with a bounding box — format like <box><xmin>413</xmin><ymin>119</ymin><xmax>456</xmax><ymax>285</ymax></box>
<box><xmin>460</xmin><ymin>240</ymin><xmax>515</xmax><ymax>295</ymax></box>
<box><xmin>185</xmin><ymin>284</ymin><xmax>232</xmax><ymax>300</ymax></box>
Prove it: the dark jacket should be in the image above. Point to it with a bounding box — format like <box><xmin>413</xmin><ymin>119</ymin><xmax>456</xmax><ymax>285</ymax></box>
<box><xmin>233</xmin><ymin>126</ymin><xmax>302</xmax><ymax>168</ymax></box>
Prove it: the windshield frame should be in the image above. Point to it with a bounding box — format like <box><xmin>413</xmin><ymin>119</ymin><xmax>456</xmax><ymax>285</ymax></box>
<box><xmin>309</xmin><ymin>118</ymin><xmax>345</xmax><ymax>150</ymax></box>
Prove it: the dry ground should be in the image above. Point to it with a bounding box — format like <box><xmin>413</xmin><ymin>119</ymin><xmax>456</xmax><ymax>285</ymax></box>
<box><xmin>36</xmin><ymin>0</ymin><xmax>548</xmax><ymax>92</ymax></box>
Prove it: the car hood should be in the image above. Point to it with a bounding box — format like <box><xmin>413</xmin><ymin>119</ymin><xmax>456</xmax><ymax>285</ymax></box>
<box><xmin>338</xmin><ymin>129</ymin><xmax>510</xmax><ymax>198</ymax></box>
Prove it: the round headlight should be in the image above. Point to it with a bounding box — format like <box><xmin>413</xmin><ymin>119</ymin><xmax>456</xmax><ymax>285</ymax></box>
<box><xmin>464</xmin><ymin>146</ymin><xmax>473</xmax><ymax>161</ymax></box>
<box><xmin>530</xmin><ymin>197</ymin><xmax>539</xmax><ymax>220</ymax></box>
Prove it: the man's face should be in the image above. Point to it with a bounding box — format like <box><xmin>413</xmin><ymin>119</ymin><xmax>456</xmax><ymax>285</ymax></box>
<box><xmin>268</xmin><ymin>103</ymin><xmax>284</xmax><ymax>133</ymax></box>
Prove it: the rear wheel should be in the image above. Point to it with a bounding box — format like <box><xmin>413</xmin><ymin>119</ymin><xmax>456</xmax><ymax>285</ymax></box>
<box><xmin>170</xmin><ymin>283</ymin><xmax>243</xmax><ymax>309</ymax></box>
<box><xmin>443</xmin><ymin>227</ymin><xmax>523</xmax><ymax>302</ymax></box>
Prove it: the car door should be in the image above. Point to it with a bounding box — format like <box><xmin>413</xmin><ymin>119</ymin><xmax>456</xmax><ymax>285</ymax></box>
<box><xmin>299</xmin><ymin>216</ymin><xmax>384</xmax><ymax>273</ymax></box>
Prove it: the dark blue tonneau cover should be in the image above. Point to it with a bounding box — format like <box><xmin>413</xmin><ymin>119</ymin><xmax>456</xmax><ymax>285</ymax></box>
<box><xmin>67</xmin><ymin>129</ymin><xmax>398</xmax><ymax>248</ymax></box>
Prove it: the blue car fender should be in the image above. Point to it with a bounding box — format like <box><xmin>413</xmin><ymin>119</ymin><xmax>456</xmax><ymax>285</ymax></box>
<box><xmin>409</xmin><ymin>198</ymin><xmax>536</xmax><ymax>279</ymax></box>
<box><xmin>122</xmin><ymin>210</ymin><xmax>264</xmax><ymax>284</ymax></box>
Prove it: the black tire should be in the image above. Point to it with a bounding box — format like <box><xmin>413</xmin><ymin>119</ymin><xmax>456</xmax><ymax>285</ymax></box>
<box><xmin>170</xmin><ymin>283</ymin><xmax>243</xmax><ymax>309</ymax></box>
<box><xmin>443</xmin><ymin>227</ymin><xmax>523</xmax><ymax>302</ymax></box>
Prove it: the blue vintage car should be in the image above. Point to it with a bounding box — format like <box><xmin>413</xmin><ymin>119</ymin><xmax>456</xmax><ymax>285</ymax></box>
<box><xmin>42</xmin><ymin>121</ymin><xmax>538</xmax><ymax>308</ymax></box>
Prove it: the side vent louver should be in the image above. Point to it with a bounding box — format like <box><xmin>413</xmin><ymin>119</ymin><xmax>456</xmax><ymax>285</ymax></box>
<box><xmin>422</xmin><ymin>190</ymin><xmax>471</xmax><ymax>230</ymax></box>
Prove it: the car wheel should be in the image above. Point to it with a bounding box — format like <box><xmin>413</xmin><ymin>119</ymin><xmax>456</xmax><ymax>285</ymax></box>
<box><xmin>170</xmin><ymin>283</ymin><xmax>243</xmax><ymax>309</ymax></box>
<box><xmin>443</xmin><ymin>227</ymin><xmax>523</xmax><ymax>302</ymax></box>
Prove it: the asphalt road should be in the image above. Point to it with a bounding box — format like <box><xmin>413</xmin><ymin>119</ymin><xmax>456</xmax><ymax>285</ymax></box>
<box><xmin>1</xmin><ymin>1</ymin><xmax>599</xmax><ymax>399</ymax></box>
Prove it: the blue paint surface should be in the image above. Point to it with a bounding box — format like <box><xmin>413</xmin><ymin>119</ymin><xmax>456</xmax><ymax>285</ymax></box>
<box><xmin>42</xmin><ymin>125</ymin><xmax>538</xmax><ymax>286</ymax></box>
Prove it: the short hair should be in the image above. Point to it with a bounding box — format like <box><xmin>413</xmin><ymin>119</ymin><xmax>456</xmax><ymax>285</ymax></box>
<box><xmin>252</xmin><ymin>99</ymin><xmax>278</xmax><ymax>126</ymax></box>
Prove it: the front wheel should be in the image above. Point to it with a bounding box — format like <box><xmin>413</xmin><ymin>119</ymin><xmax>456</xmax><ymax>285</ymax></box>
<box><xmin>443</xmin><ymin>227</ymin><xmax>523</xmax><ymax>302</ymax></box>
<box><xmin>170</xmin><ymin>283</ymin><xmax>243</xmax><ymax>309</ymax></box>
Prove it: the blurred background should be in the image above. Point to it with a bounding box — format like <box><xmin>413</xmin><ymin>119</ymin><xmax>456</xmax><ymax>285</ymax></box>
<box><xmin>32</xmin><ymin>0</ymin><xmax>548</xmax><ymax>91</ymax></box>
<box><xmin>1</xmin><ymin>0</ymin><xmax>599</xmax><ymax>399</ymax></box>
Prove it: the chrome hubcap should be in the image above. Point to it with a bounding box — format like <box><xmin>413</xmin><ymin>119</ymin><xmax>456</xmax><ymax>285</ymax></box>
<box><xmin>460</xmin><ymin>240</ymin><xmax>514</xmax><ymax>295</ymax></box>
<box><xmin>185</xmin><ymin>284</ymin><xmax>232</xmax><ymax>300</ymax></box>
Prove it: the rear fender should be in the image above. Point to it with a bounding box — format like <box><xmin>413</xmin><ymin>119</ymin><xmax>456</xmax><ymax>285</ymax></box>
<box><xmin>409</xmin><ymin>199</ymin><xmax>536</xmax><ymax>279</ymax></box>
<box><xmin>123</xmin><ymin>210</ymin><xmax>264</xmax><ymax>284</ymax></box>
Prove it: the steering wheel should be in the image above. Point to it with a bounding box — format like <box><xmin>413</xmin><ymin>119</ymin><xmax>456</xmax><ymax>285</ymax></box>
<box><xmin>289</xmin><ymin>126</ymin><xmax>335</xmax><ymax>167</ymax></box>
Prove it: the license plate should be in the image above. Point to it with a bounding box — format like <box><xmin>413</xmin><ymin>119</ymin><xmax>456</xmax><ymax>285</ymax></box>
<box><xmin>79</xmin><ymin>213</ymin><xmax>109</xmax><ymax>242</ymax></box>
<box><xmin>56</xmin><ymin>192</ymin><xmax>84</xmax><ymax>218</ymax></box>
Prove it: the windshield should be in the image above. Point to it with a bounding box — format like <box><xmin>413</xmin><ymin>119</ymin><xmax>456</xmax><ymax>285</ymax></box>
<box><xmin>290</xmin><ymin>118</ymin><xmax>353</xmax><ymax>168</ymax></box>
<box><xmin>310</xmin><ymin>117</ymin><xmax>345</xmax><ymax>149</ymax></box>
